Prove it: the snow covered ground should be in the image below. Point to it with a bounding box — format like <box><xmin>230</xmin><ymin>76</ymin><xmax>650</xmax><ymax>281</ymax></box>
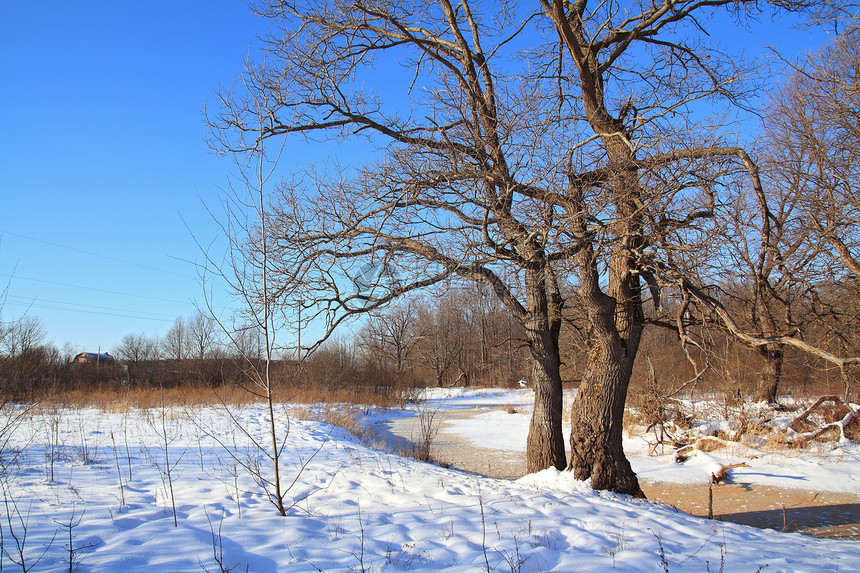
<box><xmin>420</xmin><ymin>388</ymin><xmax>860</xmax><ymax>493</ymax></box>
<box><xmin>1</xmin><ymin>390</ymin><xmax>858</xmax><ymax>572</ymax></box>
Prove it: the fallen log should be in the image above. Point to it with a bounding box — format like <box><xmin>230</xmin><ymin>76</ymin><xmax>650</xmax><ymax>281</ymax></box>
<box><xmin>789</xmin><ymin>395</ymin><xmax>851</xmax><ymax>433</ymax></box>
<box><xmin>711</xmin><ymin>462</ymin><xmax>748</xmax><ymax>484</ymax></box>
<box><xmin>787</xmin><ymin>411</ymin><xmax>859</xmax><ymax>445</ymax></box>
<box><xmin>786</xmin><ymin>396</ymin><xmax>859</xmax><ymax>444</ymax></box>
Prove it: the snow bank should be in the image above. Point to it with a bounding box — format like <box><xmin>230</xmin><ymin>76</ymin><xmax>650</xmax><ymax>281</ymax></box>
<box><xmin>429</xmin><ymin>391</ymin><xmax>860</xmax><ymax>493</ymax></box>
<box><xmin>0</xmin><ymin>402</ymin><xmax>857</xmax><ymax>572</ymax></box>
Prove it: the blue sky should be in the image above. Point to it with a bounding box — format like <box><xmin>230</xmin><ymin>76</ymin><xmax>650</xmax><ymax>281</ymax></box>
<box><xmin>1</xmin><ymin>2</ymin><xmax>270</xmax><ymax>352</ymax></box>
<box><xmin>0</xmin><ymin>2</ymin><xmax>833</xmax><ymax>354</ymax></box>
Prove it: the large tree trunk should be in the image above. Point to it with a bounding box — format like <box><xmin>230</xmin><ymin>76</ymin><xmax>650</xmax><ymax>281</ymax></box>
<box><xmin>568</xmin><ymin>331</ymin><xmax>644</xmax><ymax>497</ymax></box>
<box><xmin>755</xmin><ymin>344</ymin><xmax>783</xmax><ymax>403</ymax></box>
<box><xmin>568</xmin><ymin>161</ymin><xmax>645</xmax><ymax>494</ymax></box>
<box><xmin>545</xmin><ymin>1</ymin><xmax>648</xmax><ymax>494</ymax></box>
<box><xmin>525</xmin><ymin>329</ymin><xmax>566</xmax><ymax>472</ymax></box>
<box><xmin>524</xmin><ymin>268</ymin><xmax>567</xmax><ymax>473</ymax></box>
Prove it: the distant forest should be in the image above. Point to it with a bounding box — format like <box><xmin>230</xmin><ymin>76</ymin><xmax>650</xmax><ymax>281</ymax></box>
<box><xmin>1</xmin><ymin>280</ymin><xmax>852</xmax><ymax>404</ymax></box>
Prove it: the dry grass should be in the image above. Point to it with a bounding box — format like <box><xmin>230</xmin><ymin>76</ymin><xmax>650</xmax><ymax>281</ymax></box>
<box><xmin>290</xmin><ymin>402</ymin><xmax>393</xmax><ymax>455</ymax></box>
<box><xmin>291</xmin><ymin>398</ymin><xmax>446</xmax><ymax>464</ymax></box>
<box><xmin>32</xmin><ymin>383</ymin><xmax>400</xmax><ymax>411</ymax></box>
<box><xmin>277</xmin><ymin>385</ymin><xmax>398</xmax><ymax>409</ymax></box>
<box><xmin>35</xmin><ymin>384</ymin><xmax>257</xmax><ymax>411</ymax></box>
<box><xmin>293</xmin><ymin>403</ymin><xmax>370</xmax><ymax>435</ymax></box>
<box><xmin>623</xmin><ymin>410</ymin><xmax>648</xmax><ymax>434</ymax></box>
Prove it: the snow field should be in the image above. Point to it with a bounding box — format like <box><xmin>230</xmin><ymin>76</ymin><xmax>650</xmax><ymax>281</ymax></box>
<box><xmin>0</xmin><ymin>398</ymin><xmax>858</xmax><ymax>572</ymax></box>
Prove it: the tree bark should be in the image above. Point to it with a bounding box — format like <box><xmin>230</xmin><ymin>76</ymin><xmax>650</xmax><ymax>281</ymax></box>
<box><xmin>755</xmin><ymin>345</ymin><xmax>784</xmax><ymax>403</ymax></box>
<box><xmin>525</xmin><ymin>268</ymin><xmax>566</xmax><ymax>473</ymax></box>
<box><xmin>525</xmin><ymin>327</ymin><xmax>566</xmax><ymax>473</ymax></box>
<box><xmin>568</xmin><ymin>329</ymin><xmax>644</xmax><ymax>497</ymax></box>
<box><xmin>567</xmin><ymin>169</ymin><xmax>645</xmax><ymax>494</ymax></box>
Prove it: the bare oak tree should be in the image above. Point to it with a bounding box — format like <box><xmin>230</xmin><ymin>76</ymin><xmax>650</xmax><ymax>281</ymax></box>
<box><xmin>163</xmin><ymin>317</ymin><xmax>188</xmax><ymax>363</ymax></box>
<box><xmin>0</xmin><ymin>316</ymin><xmax>49</xmax><ymax>396</ymax></box>
<box><xmin>211</xmin><ymin>0</ymin><xmax>856</xmax><ymax>494</ymax></box>
<box><xmin>212</xmin><ymin>0</ymin><xmax>573</xmax><ymax>476</ymax></box>
<box><xmin>703</xmin><ymin>167</ymin><xmax>823</xmax><ymax>403</ymax></box>
<box><xmin>538</xmin><ymin>0</ymin><xmax>860</xmax><ymax>494</ymax></box>
<box><xmin>414</xmin><ymin>294</ymin><xmax>462</xmax><ymax>388</ymax></box>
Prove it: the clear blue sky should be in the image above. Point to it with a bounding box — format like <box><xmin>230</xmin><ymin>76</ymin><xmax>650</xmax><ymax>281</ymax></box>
<box><xmin>1</xmin><ymin>2</ymin><xmax>270</xmax><ymax>352</ymax></box>
<box><xmin>0</xmin><ymin>2</ymin><xmax>833</xmax><ymax>354</ymax></box>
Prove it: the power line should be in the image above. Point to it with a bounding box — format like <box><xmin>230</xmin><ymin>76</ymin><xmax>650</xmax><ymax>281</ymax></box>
<box><xmin>3</xmin><ymin>299</ymin><xmax>174</xmax><ymax>322</ymax></box>
<box><xmin>6</xmin><ymin>294</ymin><xmax>180</xmax><ymax>320</ymax></box>
<box><xmin>0</xmin><ymin>228</ymin><xmax>197</xmax><ymax>279</ymax></box>
<box><xmin>0</xmin><ymin>273</ymin><xmax>192</xmax><ymax>304</ymax></box>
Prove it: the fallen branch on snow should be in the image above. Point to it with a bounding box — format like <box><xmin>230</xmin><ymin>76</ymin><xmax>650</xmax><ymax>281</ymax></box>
<box><xmin>786</xmin><ymin>396</ymin><xmax>859</xmax><ymax>445</ymax></box>
<box><xmin>711</xmin><ymin>462</ymin><xmax>748</xmax><ymax>484</ymax></box>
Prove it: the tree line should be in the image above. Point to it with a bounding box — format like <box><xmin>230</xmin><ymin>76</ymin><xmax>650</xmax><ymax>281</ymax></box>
<box><xmin>0</xmin><ymin>290</ymin><xmax>531</xmax><ymax>399</ymax></box>
<box><xmin>2</xmin><ymin>275</ymin><xmax>850</xmax><ymax>403</ymax></box>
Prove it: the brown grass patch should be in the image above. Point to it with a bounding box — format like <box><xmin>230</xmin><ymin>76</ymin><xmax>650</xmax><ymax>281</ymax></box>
<box><xmin>277</xmin><ymin>385</ymin><xmax>398</xmax><ymax>408</ymax></box>
<box><xmin>291</xmin><ymin>402</ymin><xmax>381</xmax><ymax>447</ymax></box>
<box><xmin>32</xmin><ymin>383</ymin><xmax>399</xmax><ymax>411</ymax></box>
<box><xmin>36</xmin><ymin>384</ymin><xmax>257</xmax><ymax>410</ymax></box>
